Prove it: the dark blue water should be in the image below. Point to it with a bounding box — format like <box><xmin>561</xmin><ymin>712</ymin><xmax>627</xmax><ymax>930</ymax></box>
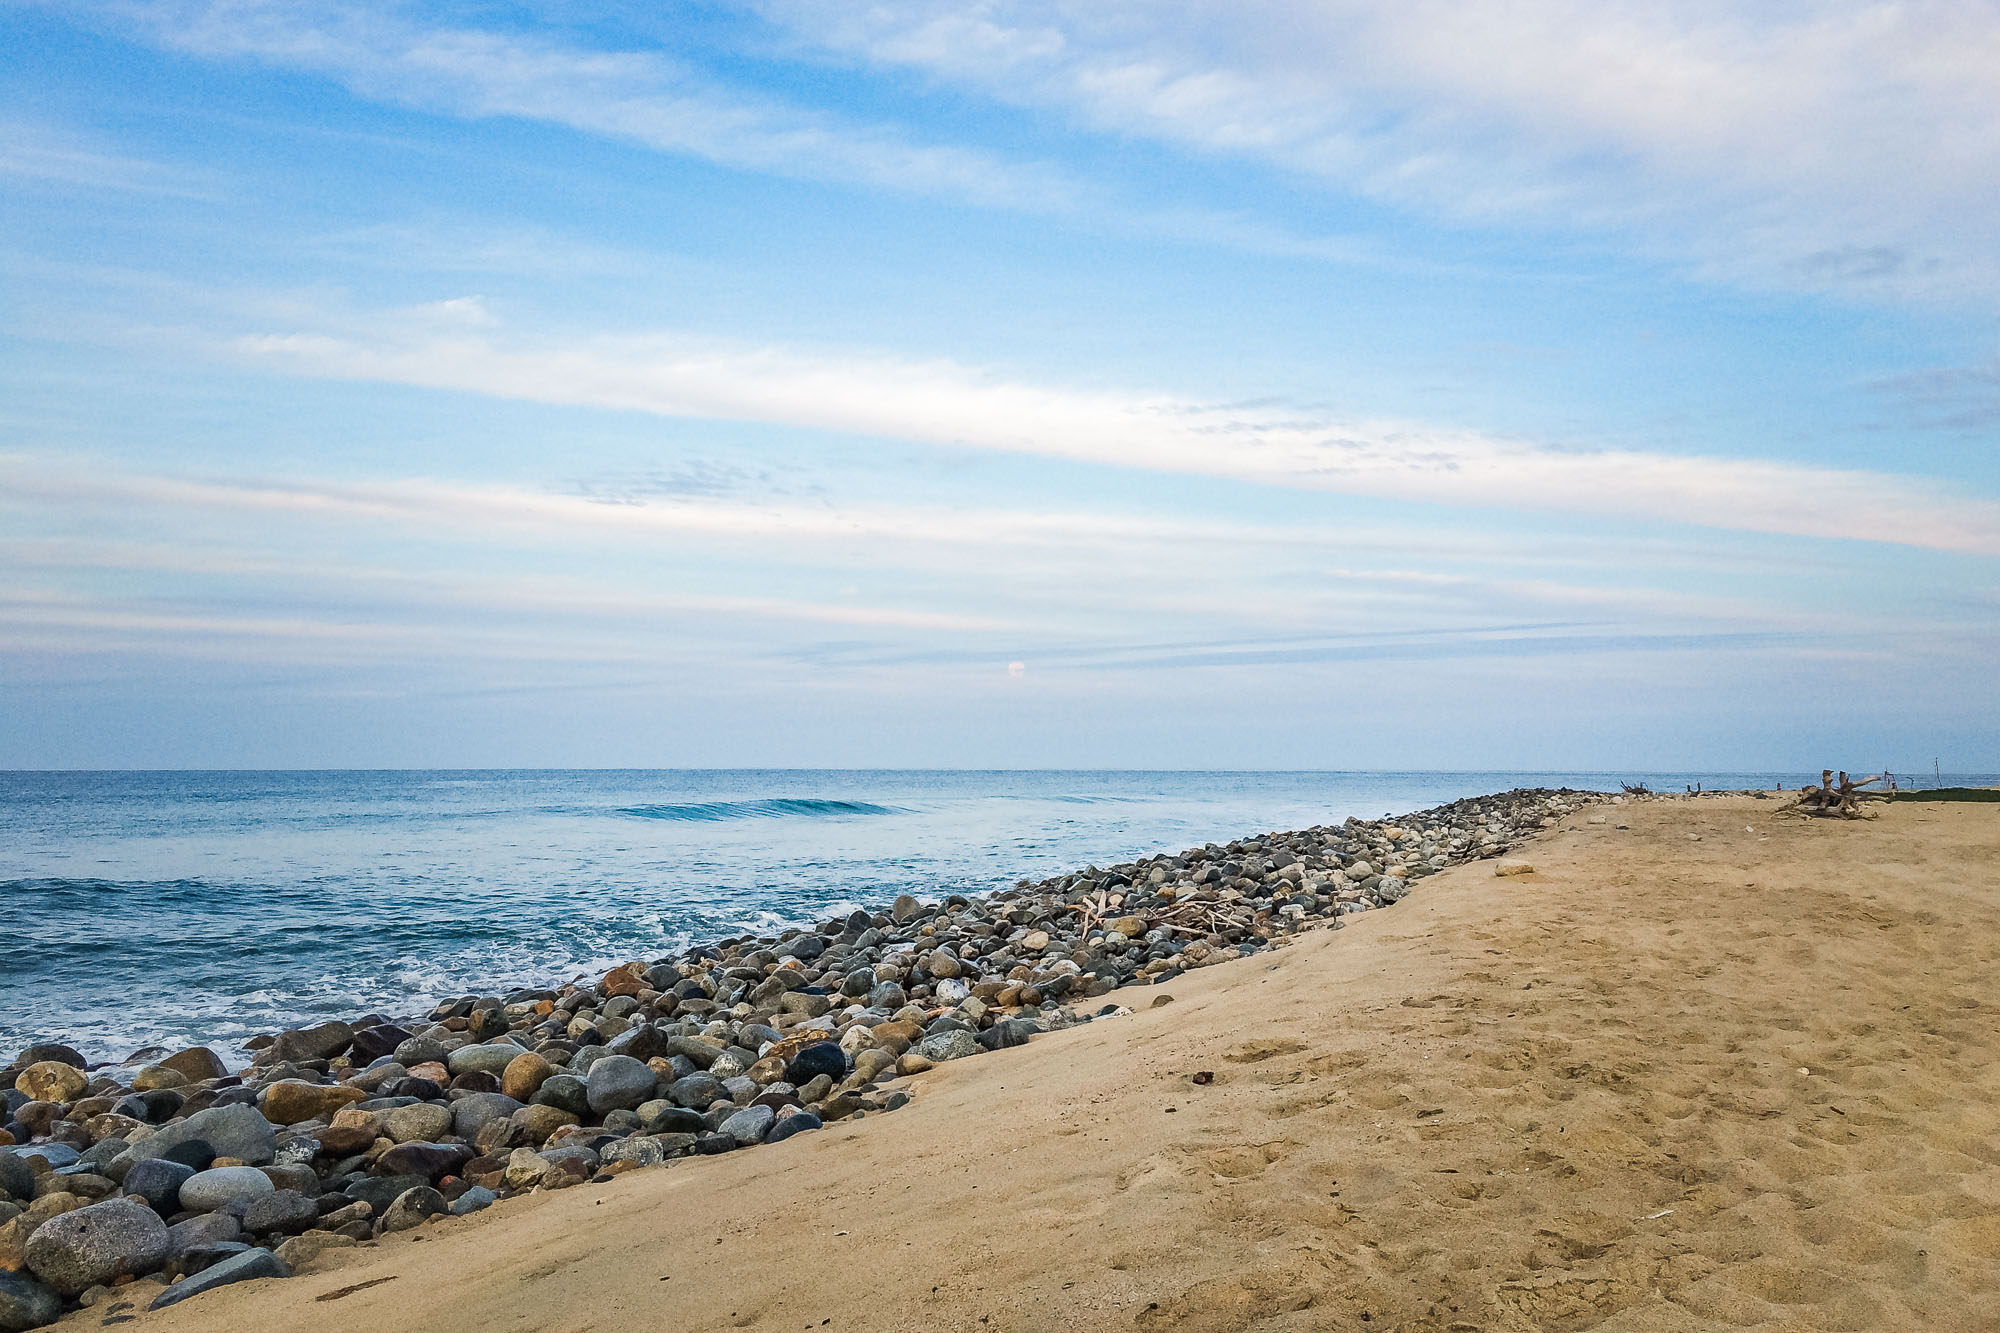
<box><xmin>3</xmin><ymin>768</ymin><xmax>1973</xmax><ymax>1062</ymax></box>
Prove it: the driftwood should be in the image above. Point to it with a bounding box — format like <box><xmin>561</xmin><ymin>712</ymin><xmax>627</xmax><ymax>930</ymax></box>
<box><xmin>1784</xmin><ymin>769</ymin><xmax>1888</xmax><ymax>819</ymax></box>
<box><xmin>1621</xmin><ymin>782</ymin><xmax>1651</xmax><ymax>795</ymax></box>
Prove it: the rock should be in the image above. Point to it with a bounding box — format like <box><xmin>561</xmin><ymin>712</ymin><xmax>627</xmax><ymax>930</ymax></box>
<box><xmin>0</xmin><ymin>1153</ymin><xmax>33</xmax><ymax>1203</ymax></box>
<box><xmin>917</xmin><ymin>1030</ymin><xmax>979</xmax><ymax>1062</ymax></box>
<box><xmin>393</xmin><ymin>1036</ymin><xmax>450</xmax><ymax>1067</ymax></box>
<box><xmin>531</xmin><ymin>1073</ymin><xmax>589</xmax><ymax>1117</ymax></box>
<box><xmin>237</xmin><ymin>1190</ymin><xmax>319</xmax><ymax>1237</ymax></box>
<box><xmin>510</xmin><ymin>1103</ymin><xmax>579</xmax><ymax>1144</ymax></box>
<box><xmin>272</xmin><ymin>1231</ymin><xmax>354</xmax><ymax>1271</ymax></box>
<box><xmin>0</xmin><ymin>1271</ymin><xmax>61</xmax><ymax>1332</ymax></box>
<box><xmin>259</xmin><ymin>1081</ymin><xmax>365</xmax><ymax>1126</ymax></box>
<box><xmin>600</xmin><ymin>962</ymin><xmax>649</xmax><ymax>997</ymax></box>
<box><xmin>163</xmin><ymin>1213</ymin><xmax>240</xmax><ymax>1255</ymax></box>
<box><xmin>922</xmin><ymin>949</ymin><xmax>962</xmax><ymax>979</ymax></box>
<box><xmin>449</xmin><ymin>1093</ymin><xmax>523</xmax><ymax>1140</ymax></box>
<box><xmin>781</xmin><ymin>1042</ymin><xmax>846</xmax><ymax>1087</ymax></box>
<box><xmin>377</xmin><ymin>1187</ymin><xmax>446</xmax><ymax>1234</ymax></box>
<box><xmin>502</xmin><ymin>1148</ymin><xmax>553</xmax><ymax>1191</ymax></box>
<box><xmin>22</xmin><ymin>1198</ymin><xmax>169</xmax><ymax>1296</ymax></box>
<box><xmin>599</xmin><ymin>1137</ymin><xmax>666</xmax><ymax>1169</ymax></box>
<box><xmin>1021</xmin><ymin>929</ymin><xmax>1050</xmax><ymax>951</ymax></box>
<box><xmin>1109</xmin><ymin>916</ymin><xmax>1148</xmax><ymax>938</ymax></box>
<box><xmin>178</xmin><ymin>1167</ymin><xmax>274</xmax><ymax>1214</ymax></box>
<box><xmin>500</xmin><ymin>1052</ymin><xmax>554</xmax><ymax>1102</ymax></box>
<box><xmin>447</xmin><ymin>1185</ymin><xmax>495</xmax><ymax>1216</ymax></box>
<box><xmin>446</xmin><ymin>1043</ymin><xmax>523</xmax><ymax>1079</ymax></box>
<box><xmin>635</xmin><ymin>1103</ymin><xmax>705</xmax><ymax>1135</ymax></box>
<box><xmin>155</xmin><ymin>1048</ymin><xmax>228</xmax><ymax>1084</ymax></box>
<box><xmin>14</xmin><ymin>1065</ymin><xmax>86</xmax><ymax>1107</ymax></box>
<box><xmin>347</xmin><ymin>1025</ymin><xmax>412</xmax><ymax>1065</ymax></box>
<box><xmin>584</xmin><ymin>1056</ymin><xmax>657</xmax><ymax>1114</ymax></box>
<box><xmin>718</xmin><ymin>1105</ymin><xmax>774</xmax><ymax>1146</ymax></box>
<box><xmin>121</xmin><ymin>1158</ymin><xmax>194</xmax><ymax>1213</ymax></box>
<box><xmin>383</xmin><ymin>1102</ymin><xmax>453</xmax><ymax>1144</ymax></box>
<box><xmin>1494</xmin><ymin>861</ymin><xmax>1536</xmax><ymax>877</ymax></box>
<box><xmin>148</xmin><ymin>1246</ymin><xmax>288</xmax><ymax>1310</ymax></box>
<box><xmin>377</xmin><ymin>1143</ymin><xmax>469</xmax><ymax>1179</ymax></box>
<box><xmin>343</xmin><ymin>1174</ymin><xmax>426</xmax><ymax>1213</ymax></box>
<box><xmin>891</xmin><ymin>894</ymin><xmax>923</xmax><ymax>923</ymax></box>
<box><xmin>257</xmin><ymin>1021</ymin><xmax>353</xmax><ymax>1066</ymax></box>
<box><xmin>666</xmin><ymin>1073</ymin><xmax>725</xmax><ymax>1110</ymax></box>
<box><xmin>130</xmin><ymin>1104</ymin><xmax>277</xmax><ymax>1166</ymax></box>
<box><xmin>764</xmin><ymin>1112</ymin><xmax>822</xmax><ymax>1144</ymax></box>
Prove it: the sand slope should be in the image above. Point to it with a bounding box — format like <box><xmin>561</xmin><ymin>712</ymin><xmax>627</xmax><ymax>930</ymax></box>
<box><xmin>129</xmin><ymin>795</ymin><xmax>2000</xmax><ymax>1332</ymax></box>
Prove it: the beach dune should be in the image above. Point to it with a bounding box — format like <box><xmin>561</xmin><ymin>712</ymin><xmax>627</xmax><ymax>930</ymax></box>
<box><xmin>138</xmin><ymin>795</ymin><xmax>2000</xmax><ymax>1332</ymax></box>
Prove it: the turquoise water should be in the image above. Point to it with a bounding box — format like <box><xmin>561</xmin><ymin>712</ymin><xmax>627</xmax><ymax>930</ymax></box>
<box><xmin>2</xmin><ymin>768</ymin><xmax>1969</xmax><ymax>1061</ymax></box>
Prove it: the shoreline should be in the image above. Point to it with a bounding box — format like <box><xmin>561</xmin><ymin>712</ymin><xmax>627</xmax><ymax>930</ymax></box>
<box><xmin>0</xmin><ymin>785</ymin><xmax>1624</xmax><ymax>1319</ymax></box>
<box><xmin>5</xmin><ymin>790</ymin><xmax>1995</xmax><ymax>1329</ymax></box>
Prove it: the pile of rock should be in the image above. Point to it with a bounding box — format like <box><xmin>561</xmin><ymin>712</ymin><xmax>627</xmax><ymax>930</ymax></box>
<box><xmin>0</xmin><ymin>788</ymin><xmax>1603</xmax><ymax>1324</ymax></box>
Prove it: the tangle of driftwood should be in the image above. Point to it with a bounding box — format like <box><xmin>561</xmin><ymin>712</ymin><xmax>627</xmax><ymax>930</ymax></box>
<box><xmin>1780</xmin><ymin>769</ymin><xmax>1888</xmax><ymax>820</ymax></box>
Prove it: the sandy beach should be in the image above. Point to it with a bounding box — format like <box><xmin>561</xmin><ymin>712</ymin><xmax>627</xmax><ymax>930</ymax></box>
<box><xmin>98</xmin><ymin>793</ymin><xmax>1997</xmax><ymax>1332</ymax></box>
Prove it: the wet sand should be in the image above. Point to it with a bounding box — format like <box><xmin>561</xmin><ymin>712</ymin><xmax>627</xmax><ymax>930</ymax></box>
<box><xmin>131</xmin><ymin>794</ymin><xmax>2000</xmax><ymax>1332</ymax></box>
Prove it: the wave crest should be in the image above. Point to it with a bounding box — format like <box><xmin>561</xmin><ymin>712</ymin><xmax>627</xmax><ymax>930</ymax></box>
<box><xmin>614</xmin><ymin>798</ymin><xmax>903</xmax><ymax>822</ymax></box>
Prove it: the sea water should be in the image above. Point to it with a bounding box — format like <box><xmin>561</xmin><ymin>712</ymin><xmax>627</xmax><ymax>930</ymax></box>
<box><xmin>2</xmin><ymin>768</ymin><xmax>1954</xmax><ymax>1061</ymax></box>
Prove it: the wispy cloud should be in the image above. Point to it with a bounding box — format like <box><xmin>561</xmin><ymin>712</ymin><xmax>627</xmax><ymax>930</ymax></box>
<box><xmin>0</xmin><ymin>117</ymin><xmax>217</xmax><ymax>198</ymax></box>
<box><xmin>96</xmin><ymin>0</ymin><xmax>1075</xmax><ymax>211</ymax></box>
<box><xmin>210</xmin><ymin>305</ymin><xmax>2000</xmax><ymax>556</ymax></box>
<box><xmin>755</xmin><ymin>0</ymin><xmax>2000</xmax><ymax>299</ymax></box>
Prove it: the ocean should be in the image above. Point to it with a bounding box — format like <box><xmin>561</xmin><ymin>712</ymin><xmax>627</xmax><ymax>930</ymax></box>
<box><xmin>2</xmin><ymin>768</ymin><xmax>1968</xmax><ymax>1063</ymax></box>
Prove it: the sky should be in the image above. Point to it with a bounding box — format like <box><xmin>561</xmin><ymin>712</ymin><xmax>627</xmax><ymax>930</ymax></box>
<box><xmin>2</xmin><ymin>0</ymin><xmax>1997</xmax><ymax>770</ymax></box>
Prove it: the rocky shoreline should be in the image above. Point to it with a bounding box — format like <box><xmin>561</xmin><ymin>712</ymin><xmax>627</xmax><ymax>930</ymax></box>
<box><xmin>0</xmin><ymin>786</ymin><xmax>1622</xmax><ymax>1325</ymax></box>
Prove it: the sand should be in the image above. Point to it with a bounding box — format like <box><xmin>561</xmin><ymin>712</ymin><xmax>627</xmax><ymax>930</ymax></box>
<box><xmin>128</xmin><ymin>794</ymin><xmax>2000</xmax><ymax>1332</ymax></box>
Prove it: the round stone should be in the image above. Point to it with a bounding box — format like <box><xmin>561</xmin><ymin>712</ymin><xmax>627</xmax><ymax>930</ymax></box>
<box><xmin>22</xmin><ymin>1198</ymin><xmax>169</xmax><ymax>1296</ymax></box>
<box><xmin>585</xmin><ymin>1057</ymin><xmax>658</xmax><ymax>1114</ymax></box>
<box><xmin>177</xmin><ymin>1166</ymin><xmax>274</xmax><ymax>1214</ymax></box>
<box><xmin>14</xmin><ymin>1063</ymin><xmax>87</xmax><ymax>1106</ymax></box>
<box><xmin>446</xmin><ymin>1043</ymin><xmax>523</xmax><ymax>1078</ymax></box>
<box><xmin>383</xmin><ymin>1102</ymin><xmax>453</xmax><ymax>1144</ymax></box>
<box><xmin>0</xmin><ymin>1271</ymin><xmax>63</xmax><ymax>1332</ymax></box>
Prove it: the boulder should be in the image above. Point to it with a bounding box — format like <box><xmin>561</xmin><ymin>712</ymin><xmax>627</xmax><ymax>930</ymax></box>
<box><xmin>14</xmin><ymin>1065</ymin><xmax>86</xmax><ymax>1107</ymax></box>
<box><xmin>260</xmin><ymin>1081</ymin><xmax>365</xmax><ymax>1126</ymax></box>
<box><xmin>155</xmin><ymin>1048</ymin><xmax>228</xmax><ymax>1085</ymax></box>
<box><xmin>383</xmin><ymin>1102</ymin><xmax>453</xmax><ymax>1144</ymax></box>
<box><xmin>584</xmin><ymin>1056</ymin><xmax>657</xmax><ymax>1115</ymax></box>
<box><xmin>129</xmin><ymin>1104</ymin><xmax>277</xmax><ymax>1166</ymax></box>
<box><xmin>120</xmin><ymin>1158</ymin><xmax>194</xmax><ymax>1214</ymax></box>
<box><xmin>178</xmin><ymin>1167</ymin><xmax>274</xmax><ymax>1214</ymax></box>
<box><xmin>782</xmin><ymin>1042</ymin><xmax>846</xmax><ymax>1086</ymax></box>
<box><xmin>237</xmin><ymin>1190</ymin><xmax>319</xmax><ymax>1237</ymax></box>
<box><xmin>378</xmin><ymin>1187</ymin><xmax>446</xmax><ymax>1235</ymax></box>
<box><xmin>0</xmin><ymin>1270</ymin><xmax>62</xmax><ymax>1333</ymax></box>
<box><xmin>255</xmin><ymin>1022</ymin><xmax>353</xmax><ymax>1066</ymax></box>
<box><xmin>22</xmin><ymin>1198</ymin><xmax>169</xmax><ymax>1296</ymax></box>
<box><xmin>449</xmin><ymin>1093</ymin><xmax>523</xmax><ymax>1140</ymax></box>
<box><xmin>717</xmin><ymin>1105</ymin><xmax>774</xmax><ymax>1146</ymax></box>
<box><xmin>500</xmin><ymin>1052</ymin><xmax>553</xmax><ymax>1102</ymax></box>
<box><xmin>149</xmin><ymin>1247</ymin><xmax>287</xmax><ymax>1310</ymax></box>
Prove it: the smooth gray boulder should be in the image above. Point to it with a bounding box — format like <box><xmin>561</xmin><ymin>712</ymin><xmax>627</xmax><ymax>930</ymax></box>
<box><xmin>178</xmin><ymin>1166</ymin><xmax>274</xmax><ymax>1214</ymax></box>
<box><xmin>584</xmin><ymin>1055</ymin><xmax>657</xmax><ymax>1114</ymax></box>
<box><xmin>0</xmin><ymin>1271</ymin><xmax>62</xmax><ymax>1333</ymax></box>
<box><xmin>149</xmin><ymin>1247</ymin><xmax>288</xmax><ymax>1310</ymax></box>
<box><xmin>22</xmin><ymin>1198</ymin><xmax>170</xmax><ymax>1296</ymax></box>
<box><xmin>127</xmin><ymin>1104</ymin><xmax>277</xmax><ymax>1166</ymax></box>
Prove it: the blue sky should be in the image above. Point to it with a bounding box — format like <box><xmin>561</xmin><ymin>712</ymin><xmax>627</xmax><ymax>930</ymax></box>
<box><xmin>3</xmin><ymin>0</ymin><xmax>1997</xmax><ymax>769</ymax></box>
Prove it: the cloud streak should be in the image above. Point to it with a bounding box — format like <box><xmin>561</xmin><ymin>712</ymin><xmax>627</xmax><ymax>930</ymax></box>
<box><xmin>219</xmin><ymin>310</ymin><xmax>2000</xmax><ymax>556</ymax></box>
<box><xmin>756</xmin><ymin>0</ymin><xmax>2000</xmax><ymax>298</ymax></box>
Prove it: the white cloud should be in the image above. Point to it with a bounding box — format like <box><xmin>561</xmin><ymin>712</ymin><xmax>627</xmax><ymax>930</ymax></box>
<box><xmin>214</xmin><ymin>309</ymin><xmax>2000</xmax><ymax>556</ymax></box>
<box><xmin>101</xmin><ymin>0</ymin><xmax>1074</xmax><ymax>210</ymax></box>
<box><xmin>755</xmin><ymin>0</ymin><xmax>2000</xmax><ymax>298</ymax></box>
